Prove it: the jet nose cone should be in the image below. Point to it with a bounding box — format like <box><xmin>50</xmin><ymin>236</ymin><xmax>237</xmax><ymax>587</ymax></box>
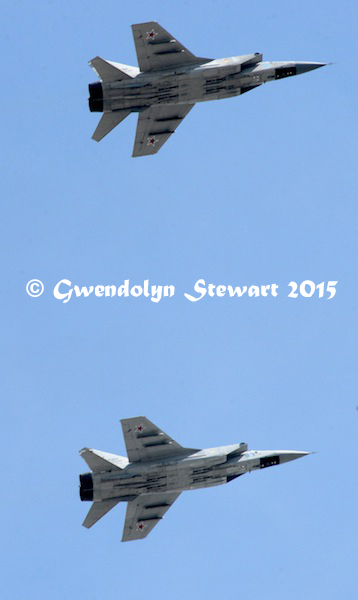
<box><xmin>295</xmin><ymin>62</ymin><xmax>327</xmax><ymax>75</ymax></box>
<box><xmin>279</xmin><ymin>451</ymin><xmax>311</xmax><ymax>464</ymax></box>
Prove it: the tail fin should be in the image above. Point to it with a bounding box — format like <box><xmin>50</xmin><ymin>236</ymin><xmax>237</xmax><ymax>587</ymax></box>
<box><xmin>82</xmin><ymin>498</ymin><xmax>120</xmax><ymax>528</ymax></box>
<box><xmin>80</xmin><ymin>448</ymin><xmax>127</xmax><ymax>472</ymax></box>
<box><xmin>88</xmin><ymin>57</ymin><xmax>136</xmax><ymax>141</ymax></box>
<box><xmin>92</xmin><ymin>110</ymin><xmax>131</xmax><ymax>142</ymax></box>
<box><xmin>89</xmin><ymin>57</ymin><xmax>134</xmax><ymax>83</ymax></box>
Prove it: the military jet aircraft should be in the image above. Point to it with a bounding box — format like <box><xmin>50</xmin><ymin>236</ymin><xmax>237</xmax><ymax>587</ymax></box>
<box><xmin>79</xmin><ymin>416</ymin><xmax>310</xmax><ymax>541</ymax></box>
<box><xmin>88</xmin><ymin>21</ymin><xmax>326</xmax><ymax>156</ymax></box>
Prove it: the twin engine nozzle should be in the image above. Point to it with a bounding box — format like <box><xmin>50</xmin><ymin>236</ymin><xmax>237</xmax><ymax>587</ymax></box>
<box><xmin>88</xmin><ymin>83</ymin><xmax>103</xmax><ymax>112</ymax></box>
<box><xmin>80</xmin><ymin>473</ymin><xmax>93</xmax><ymax>501</ymax></box>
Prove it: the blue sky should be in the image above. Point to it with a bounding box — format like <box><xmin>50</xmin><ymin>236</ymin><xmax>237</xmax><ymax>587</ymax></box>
<box><xmin>1</xmin><ymin>1</ymin><xmax>357</xmax><ymax>598</ymax></box>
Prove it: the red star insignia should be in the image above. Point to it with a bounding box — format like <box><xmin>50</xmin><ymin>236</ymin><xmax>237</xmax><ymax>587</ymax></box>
<box><xmin>135</xmin><ymin>424</ymin><xmax>144</xmax><ymax>433</ymax></box>
<box><xmin>136</xmin><ymin>521</ymin><xmax>147</xmax><ymax>532</ymax></box>
<box><xmin>147</xmin><ymin>136</ymin><xmax>158</xmax><ymax>147</ymax></box>
<box><xmin>146</xmin><ymin>29</ymin><xmax>158</xmax><ymax>41</ymax></box>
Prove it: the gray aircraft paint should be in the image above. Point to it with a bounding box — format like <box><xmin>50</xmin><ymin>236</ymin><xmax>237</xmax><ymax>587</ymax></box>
<box><xmin>79</xmin><ymin>417</ymin><xmax>310</xmax><ymax>541</ymax></box>
<box><xmin>88</xmin><ymin>22</ymin><xmax>326</xmax><ymax>156</ymax></box>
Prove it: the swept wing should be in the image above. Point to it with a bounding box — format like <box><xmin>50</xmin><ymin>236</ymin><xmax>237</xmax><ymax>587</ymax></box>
<box><xmin>132</xmin><ymin>103</ymin><xmax>194</xmax><ymax>157</ymax></box>
<box><xmin>120</xmin><ymin>416</ymin><xmax>197</xmax><ymax>461</ymax></box>
<box><xmin>131</xmin><ymin>21</ymin><xmax>211</xmax><ymax>72</ymax></box>
<box><xmin>122</xmin><ymin>492</ymin><xmax>181</xmax><ymax>541</ymax></box>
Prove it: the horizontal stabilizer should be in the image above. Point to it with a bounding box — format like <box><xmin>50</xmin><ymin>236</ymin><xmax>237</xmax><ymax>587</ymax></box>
<box><xmin>80</xmin><ymin>448</ymin><xmax>127</xmax><ymax>472</ymax></box>
<box><xmin>106</xmin><ymin>60</ymin><xmax>140</xmax><ymax>79</ymax></box>
<box><xmin>92</xmin><ymin>110</ymin><xmax>131</xmax><ymax>142</ymax></box>
<box><xmin>83</xmin><ymin>499</ymin><xmax>120</xmax><ymax>528</ymax></box>
<box><xmin>89</xmin><ymin>56</ymin><xmax>133</xmax><ymax>83</ymax></box>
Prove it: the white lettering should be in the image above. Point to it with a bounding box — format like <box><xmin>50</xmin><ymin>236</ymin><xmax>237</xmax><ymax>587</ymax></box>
<box><xmin>151</xmin><ymin>285</ymin><xmax>162</xmax><ymax>303</ymax></box>
<box><xmin>326</xmin><ymin>281</ymin><xmax>338</xmax><ymax>299</ymax></box>
<box><xmin>208</xmin><ymin>284</ymin><xmax>216</xmax><ymax>297</ymax></box>
<box><xmin>248</xmin><ymin>285</ymin><xmax>260</xmax><ymax>297</ymax></box>
<box><xmin>216</xmin><ymin>285</ymin><xmax>226</xmax><ymax>297</ymax></box>
<box><xmin>227</xmin><ymin>286</ymin><xmax>247</xmax><ymax>297</ymax></box>
<box><xmin>184</xmin><ymin>279</ymin><xmax>207</xmax><ymax>302</ymax></box>
<box><xmin>261</xmin><ymin>285</ymin><xmax>270</xmax><ymax>296</ymax></box>
<box><xmin>143</xmin><ymin>280</ymin><xmax>150</xmax><ymax>297</ymax></box>
<box><xmin>300</xmin><ymin>280</ymin><xmax>315</xmax><ymax>297</ymax></box>
<box><xmin>95</xmin><ymin>285</ymin><xmax>104</xmax><ymax>297</ymax></box>
<box><xmin>74</xmin><ymin>285</ymin><xmax>94</xmax><ymax>297</ymax></box>
<box><xmin>53</xmin><ymin>279</ymin><xmax>73</xmax><ymax>303</ymax></box>
<box><xmin>105</xmin><ymin>285</ymin><xmax>116</xmax><ymax>297</ymax></box>
<box><xmin>164</xmin><ymin>285</ymin><xmax>175</xmax><ymax>297</ymax></box>
<box><xmin>131</xmin><ymin>285</ymin><xmax>142</xmax><ymax>297</ymax></box>
<box><xmin>118</xmin><ymin>280</ymin><xmax>129</xmax><ymax>297</ymax></box>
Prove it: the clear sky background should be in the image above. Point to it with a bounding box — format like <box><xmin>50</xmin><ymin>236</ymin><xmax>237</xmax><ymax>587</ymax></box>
<box><xmin>1</xmin><ymin>1</ymin><xmax>357</xmax><ymax>598</ymax></box>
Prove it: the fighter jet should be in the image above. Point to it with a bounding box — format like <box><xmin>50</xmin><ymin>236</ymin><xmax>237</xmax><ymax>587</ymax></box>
<box><xmin>88</xmin><ymin>21</ymin><xmax>326</xmax><ymax>157</ymax></box>
<box><xmin>79</xmin><ymin>416</ymin><xmax>310</xmax><ymax>541</ymax></box>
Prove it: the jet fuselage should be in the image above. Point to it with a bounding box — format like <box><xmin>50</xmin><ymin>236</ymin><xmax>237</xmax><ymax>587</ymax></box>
<box><xmin>79</xmin><ymin>416</ymin><xmax>311</xmax><ymax>540</ymax></box>
<box><xmin>80</xmin><ymin>445</ymin><xmax>308</xmax><ymax>503</ymax></box>
<box><xmin>89</xmin><ymin>21</ymin><xmax>327</xmax><ymax>155</ymax></box>
<box><xmin>89</xmin><ymin>56</ymin><xmax>325</xmax><ymax>114</ymax></box>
